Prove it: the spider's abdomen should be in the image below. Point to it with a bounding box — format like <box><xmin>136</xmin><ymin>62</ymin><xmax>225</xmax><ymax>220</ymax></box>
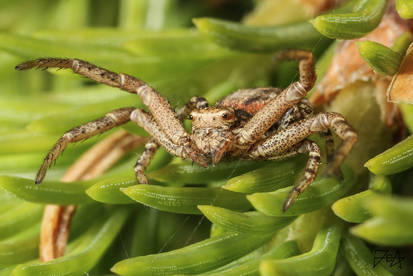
<box><xmin>216</xmin><ymin>87</ymin><xmax>281</xmax><ymax>116</ymax></box>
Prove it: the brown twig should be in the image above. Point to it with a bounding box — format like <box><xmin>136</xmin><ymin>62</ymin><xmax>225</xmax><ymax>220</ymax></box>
<box><xmin>40</xmin><ymin>130</ymin><xmax>146</xmax><ymax>262</ymax></box>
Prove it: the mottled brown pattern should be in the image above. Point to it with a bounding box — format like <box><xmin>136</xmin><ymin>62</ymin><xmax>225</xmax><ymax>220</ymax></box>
<box><xmin>217</xmin><ymin>87</ymin><xmax>280</xmax><ymax>115</ymax></box>
<box><xmin>17</xmin><ymin>50</ymin><xmax>357</xmax><ymax>211</ymax></box>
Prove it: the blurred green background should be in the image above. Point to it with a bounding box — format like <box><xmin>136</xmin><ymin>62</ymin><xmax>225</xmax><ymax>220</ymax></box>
<box><xmin>0</xmin><ymin>0</ymin><xmax>412</xmax><ymax>275</ymax></box>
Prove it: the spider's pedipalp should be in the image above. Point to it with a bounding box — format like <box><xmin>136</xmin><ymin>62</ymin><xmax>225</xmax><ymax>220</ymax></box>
<box><xmin>134</xmin><ymin>138</ymin><xmax>159</xmax><ymax>184</ymax></box>
<box><xmin>35</xmin><ymin>107</ymin><xmax>135</xmax><ymax>184</ymax></box>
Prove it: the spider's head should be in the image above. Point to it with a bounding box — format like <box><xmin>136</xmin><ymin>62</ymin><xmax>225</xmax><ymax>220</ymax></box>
<box><xmin>189</xmin><ymin>107</ymin><xmax>236</xmax><ymax>164</ymax></box>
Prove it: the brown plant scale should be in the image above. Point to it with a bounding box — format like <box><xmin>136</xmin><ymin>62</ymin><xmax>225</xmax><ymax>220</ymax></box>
<box><xmin>16</xmin><ymin>50</ymin><xmax>358</xmax><ymax>211</ymax></box>
<box><xmin>310</xmin><ymin>6</ymin><xmax>410</xmax><ymax>126</ymax></box>
<box><xmin>40</xmin><ymin>130</ymin><xmax>145</xmax><ymax>262</ymax></box>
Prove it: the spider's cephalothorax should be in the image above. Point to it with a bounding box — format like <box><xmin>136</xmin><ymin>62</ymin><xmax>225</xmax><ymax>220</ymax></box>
<box><xmin>190</xmin><ymin>107</ymin><xmax>236</xmax><ymax>164</ymax></box>
<box><xmin>16</xmin><ymin>50</ymin><xmax>358</xmax><ymax>211</ymax></box>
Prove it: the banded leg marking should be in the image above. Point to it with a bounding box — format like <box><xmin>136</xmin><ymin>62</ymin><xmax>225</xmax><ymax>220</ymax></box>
<box><xmin>16</xmin><ymin>58</ymin><xmax>144</xmax><ymax>93</ymax></box>
<box><xmin>321</xmin><ymin>129</ymin><xmax>335</xmax><ymax>163</ymax></box>
<box><xmin>134</xmin><ymin>138</ymin><xmax>159</xmax><ymax>184</ymax></box>
<box><xmin>324</xmin><ymin>114</ymin><xmax>357</xmax><ymax>176</ymax></box>
<box><xmin>283</xmin><ymin>141</ymin><xmax>322</xmax><ymax>212</ymax></box>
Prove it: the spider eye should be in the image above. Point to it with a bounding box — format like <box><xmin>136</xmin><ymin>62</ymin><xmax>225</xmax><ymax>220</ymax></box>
<box><xmin>222</xmin><ymin>113</ymin><xmax>228</xmax><ymax>119</ymax></box>
<box><xmin>189</xmin><ymin>115</ymin><xmax>193</xmax><ymax>120</ymax></box>
<box><xmin>199</xmin><ymin>103</ymin><xmax>208</xmax><ymax>109</ymax></box>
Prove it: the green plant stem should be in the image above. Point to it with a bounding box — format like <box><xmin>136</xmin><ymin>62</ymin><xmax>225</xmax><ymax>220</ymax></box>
<box><xmin>194</xmin><ymin>18</ymin><xmax>330</xmax><ymax>52</ymax></box>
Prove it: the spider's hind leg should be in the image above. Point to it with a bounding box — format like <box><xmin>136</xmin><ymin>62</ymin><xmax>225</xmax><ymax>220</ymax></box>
<box><xmin>35</xmin><ymin>107</ymin><xmax>135</xmax><ymax>184</ymax></box>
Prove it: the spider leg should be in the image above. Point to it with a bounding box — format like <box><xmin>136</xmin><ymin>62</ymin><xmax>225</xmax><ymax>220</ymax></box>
<box><xmin>246</xmin><ymin>139</ymin><xmax>321</xmax><ymax>211</ymax></box>
<box><xmin>130</xmin><ymin>109</ymin><xmax>209</xmax><ymax>167</ymax></box>
<box><xmin>247</xmin><ymin>112</ymin><xmax>356</xmax><ymax>210</ymax></box>
<box><xmin>134</xmin><ymin>138</ymin><xmax>159</xmax><ymax>184</ymax></box>
<box><xmin>16</xmin><ymin>59</ymin><xmax>142</xmax><ymax>93</ymax></box>
<box><xmin>282</xmin><ymin>141</ymin><xmax>321</xmax><ymax>211</ymax></box>
<box><xmin>245</xmin><ymin>143</ymin><xmax>302</xmax><ymax>161</ymax></box>
<box><xmin>321</xmin><ymin>129</ymin><xmax>335</xmax><ymax>163</ymax></box>
<box><xmin>133</xmin><ymin>96</ymin><xmax>209</xmax><ymax>184</ymax></box>
<box><xmin>236</xmin><ymin>50</ymin><xmax>316</xmax><ymax>146</ymax></box>
<box><xmin>322</xmin><ymin>113</ymin><xmax>357</xmax><ymax>177</ymax></box>
<box><xmin>297</xmin><ymin>100</ymin><xmax>335</xmax><ymax>163</ymax></box>
<box><xmin>249</xmin><ymin>112</ymin><xmax>356</xmax><ymax>170</ymax></box>
<box><xmin>278</xmin><ymin>99</ymin><xmax>335</xmax><ymax>162</ymax></box>
<box><xmin>16</xmin><ymin>58</ymin><xmax>190</xmax><ymax>148</ymax></box>
<box><xmin>35</xmin><ymin>107</ymin><xmax>135</xmax><ymax>184</ymax></box>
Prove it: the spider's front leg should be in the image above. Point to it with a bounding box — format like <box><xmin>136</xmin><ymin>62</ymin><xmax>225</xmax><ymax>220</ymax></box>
<box><xmin>17</xmin><ymin>58</ymin><xmax>209</xmax><ymax>170</ymax></box>
<box><xmin>134</xmin><ymin>96</ymin><xmax>208</xmax><ymax>184</ymax></box>
<box><xmin>235</xmin><ymin>50</ymin><xmax>316</xmax><ymax>147</ymax></box>
<box><xmin>248</xmin><ymin>112</ymin><xmax>357</xmax><ymax>211</ymax></box>
<box><xmin>35</xmin><ymin>107</ymin><xmax>135</xmax><ymax>184</ymax></box>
